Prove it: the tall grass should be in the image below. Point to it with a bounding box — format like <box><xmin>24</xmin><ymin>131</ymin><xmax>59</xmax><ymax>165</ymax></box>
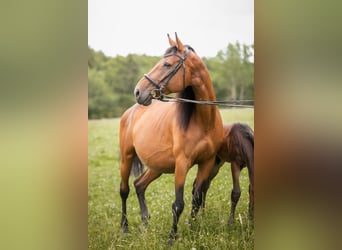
<box><xmin>88</xmin><ymin>108</ymin><xmax>254</xmax><ymax>249</ymax></box>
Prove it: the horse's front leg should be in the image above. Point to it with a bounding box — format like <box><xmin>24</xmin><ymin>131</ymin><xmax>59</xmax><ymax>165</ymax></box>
<box><xmin>169</xmin><ymin>162</ymin><xmax>189</xmax><ymax>241</ymax></box>
<box><xmin>134</xmin><ymin>169</ymin><xmax>161</xmax><ymax>226</ymax></box>
<box><xmin>228</xmin><ymin>161</ymin><xmax>241</xmax><ymax>225</ymax></box>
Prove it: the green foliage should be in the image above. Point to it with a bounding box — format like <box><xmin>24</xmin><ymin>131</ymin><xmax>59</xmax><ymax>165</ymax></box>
<box><xmin>88</xmin><ymin>43</ymin><xmax>254</xmax><ymax>119</ymax></box>
<box><xmin>205</xmin><ymin>42</ymin><xmax>254</xmax><ymax>101</ymax></box>
<box><xmin>88</xmin><ymin>109</ymin><xmax>254</xmax><ymax>249</ymax></box>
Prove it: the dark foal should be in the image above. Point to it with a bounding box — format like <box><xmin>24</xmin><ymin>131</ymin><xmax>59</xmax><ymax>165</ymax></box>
<box><xmin>194</xmin><ymin>123</ymin><xmax>254</xmax><ymax>225</ymax></box>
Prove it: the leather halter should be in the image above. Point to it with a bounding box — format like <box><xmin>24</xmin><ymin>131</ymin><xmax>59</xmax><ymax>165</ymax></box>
<box><xmin>144</xmin><ymin>47</ymin><xmax>189</xmax><ymax>99</ymax></box>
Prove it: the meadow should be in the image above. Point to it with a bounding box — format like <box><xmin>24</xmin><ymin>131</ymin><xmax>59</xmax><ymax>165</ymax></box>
<box><xmin>88</xmin><ymin>108</ymin><xmax>254</xmax><ymax>249</ymax></box>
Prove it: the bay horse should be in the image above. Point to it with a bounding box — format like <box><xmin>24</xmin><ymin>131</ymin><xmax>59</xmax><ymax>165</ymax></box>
<box><xmin>200</xmin><ymin>123</ymin><xmax>254</xmax><ymax>225</ymax></box>
<box><xmin>119</xmin><ymin>33</ymin><xmax>223</xmax><ymax>240</ymax></box>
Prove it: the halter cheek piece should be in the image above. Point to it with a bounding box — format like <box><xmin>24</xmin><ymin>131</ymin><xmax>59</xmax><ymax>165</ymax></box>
<box><xmin>144</xmin><ymin>47</ymin><xmax>189</xmax><ymax>100</ymax></box>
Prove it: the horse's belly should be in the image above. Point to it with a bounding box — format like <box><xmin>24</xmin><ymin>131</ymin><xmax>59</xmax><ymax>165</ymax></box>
<box><xmin>134</xmin><ymin>139</ymin><xmax>175</xmax><ymax>173</ymax></box>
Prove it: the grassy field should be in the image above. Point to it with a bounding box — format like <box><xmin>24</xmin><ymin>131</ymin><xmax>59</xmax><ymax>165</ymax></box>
<box><xmin>88</xmin><ymin>108</ymin><xmax>254</xmax><ymax>249</ymax></box>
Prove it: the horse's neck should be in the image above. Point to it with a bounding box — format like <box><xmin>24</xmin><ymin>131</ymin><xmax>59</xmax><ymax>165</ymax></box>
<box><xmin>191</xmin><ymin>70</ymin><xmax>217</xmax><ymax>128</ymax></box>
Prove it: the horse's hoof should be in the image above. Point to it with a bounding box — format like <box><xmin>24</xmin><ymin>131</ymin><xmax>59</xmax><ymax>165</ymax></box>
<box><xmin>185</xmin><ymin>217</ymin><xmax>195</xmax><ymax>227</ymax></box>
<box><xmin>138</xmin><ymin>224</ymin><xmax>148</xmax><ymax>234</ymax></box>
<box><xmin>169</xmin><ymin>230</ymin><xmax>178</xmax><ymax>239</ymax></box>
<box><xmin>248</xmin><ymin>205</ymin><xmax>254</xmax><ymax>217</ymax></box>
<box><xmin>166</xmin><ymin>238</ymin><xmax>174</xmax><ymax>247</ymax></box>
<box><xmin>167</xmin><ymin>233</ymin><xmax>178</xmax><ymax>247</ymax></box>
<box><xmin>121</xmin><ymin>224</ymin><xmax>129</xmax><ymax>234</ymax></box>
<box><xmin>142</xmin><ymin>215</ymin><xmax>150</xmax><ymax>227</ymax></box>
<box><xmin>227</xmin><ymin>219</ymin><xmax>234</xmax><ymax>227</ymax></box>
<box><xmin>248</xmin><ymin>211</ymin><xmax>254</xmax><ymax>221</ymax></box>
<box><xmin>189</xmin><ymin>216</ymin><xmax>198</xmax><ymax>228</ymax></box>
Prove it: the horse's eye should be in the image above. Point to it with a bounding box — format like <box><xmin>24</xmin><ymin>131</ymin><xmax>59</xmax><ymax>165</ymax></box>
<box><xmin>163</xmin><ymin>62</ymin><xmax>172</xmax><ymax>68</ymax></box>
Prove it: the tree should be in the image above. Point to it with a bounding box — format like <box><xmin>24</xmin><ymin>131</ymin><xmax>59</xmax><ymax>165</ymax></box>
<box><xmin>207</xmin><ymin>42</ymin><xmax>254</xmax><ymax>101</ymax></box>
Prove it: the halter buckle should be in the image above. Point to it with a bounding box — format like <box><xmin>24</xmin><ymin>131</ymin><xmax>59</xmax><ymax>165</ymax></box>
<box><xmin>151</xmin><ymin>88</ymin><xmax>162</xmax><ymax>99</ymax></box>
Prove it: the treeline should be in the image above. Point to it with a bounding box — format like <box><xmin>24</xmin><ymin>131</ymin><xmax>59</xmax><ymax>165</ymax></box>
<box><xmin>88</xmin><ymin>42</ymin><xmax>253</xmax><ymax>119</ymax></box>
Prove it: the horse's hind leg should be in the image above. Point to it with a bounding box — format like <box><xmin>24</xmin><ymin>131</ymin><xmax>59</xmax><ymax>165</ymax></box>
<box><xmin>228</xmin><ymin>161</ymin><xmax>241</xmax><ymax>225</ymax></box>
<box><xmin>191</xmin><ymin>157</ymin><xmax>215</xmax><ymax>219</ymax></box>
<box><xmin>134</xmin><ymin>169</ymin><xmax>161</xmax><ymax>226</ymax></box>
<box><xmin>119</xmin><ymin>153</ymin><xmax>134</xmax><ymax>233</ymax></box>
<box><xmin>204</xmin><ymin>158</ymin><xmax>225</xmax><ymax>209</ymax></box>
<box><xmin>191</xmin><ymin>157</ymin><xmax>224</xmax><ymax>211</ymax></box>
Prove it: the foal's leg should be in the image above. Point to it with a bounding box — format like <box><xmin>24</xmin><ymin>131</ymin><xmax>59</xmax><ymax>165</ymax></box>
<box><xmin>134</xmin><ymin>169</ymin><xmax>162</xmax><ymax>226</ymax></box>
<box><xmin>119</xmin><ymin>153</ymin><xmax>134</xmax><ymax>233</ymax></box>
<box><xmin>247</xmin><ymin>163</ymin><xmax>254</xmax><ymax>220</ymax></box>
<box><xmin>228</xmin><ymin>161</ymin><xmax>241</xmax><ymax>225</ymax></box>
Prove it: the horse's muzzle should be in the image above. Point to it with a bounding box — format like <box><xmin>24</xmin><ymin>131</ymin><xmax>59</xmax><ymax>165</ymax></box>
<box><xmin>134</xmin><ymin>87</ymin><xmax>152</xmax><ymax>106</ymax></box>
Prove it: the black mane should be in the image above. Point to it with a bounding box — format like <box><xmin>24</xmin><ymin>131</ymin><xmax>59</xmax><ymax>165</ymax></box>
<box><xmin>176</xmin><ymin>86</ymin><xmax>196</xmax><ymax>131</ymax></box>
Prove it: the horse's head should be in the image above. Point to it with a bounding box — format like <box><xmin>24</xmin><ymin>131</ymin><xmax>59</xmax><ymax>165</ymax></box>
<box><xmin>134</xmin><ymin>33</ymin><xmax>191</xmax><ymax>106</ymax></box>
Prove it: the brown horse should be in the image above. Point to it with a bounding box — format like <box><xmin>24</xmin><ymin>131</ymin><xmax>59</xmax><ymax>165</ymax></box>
<box><xmin>202</xmin><ymin>123</ymin><xmax>254</xmax><ymax>225</ymax></box>
<box><xmin>119</xmin><ymin>34</ymin><xmax>223</xmax><ymax>240</ymax></box>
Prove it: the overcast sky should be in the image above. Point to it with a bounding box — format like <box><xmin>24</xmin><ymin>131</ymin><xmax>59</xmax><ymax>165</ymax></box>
<box><xmin>88</xmin><ymin>0</ymin><xmax>253</xmax><ymax>58</ymax></box>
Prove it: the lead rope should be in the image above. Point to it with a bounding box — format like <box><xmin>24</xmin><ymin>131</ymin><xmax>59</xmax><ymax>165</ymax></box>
<box><xmin>157</xmin><ymin>94</ymin><xmax>254</xmax><ymax>108</ymax></box>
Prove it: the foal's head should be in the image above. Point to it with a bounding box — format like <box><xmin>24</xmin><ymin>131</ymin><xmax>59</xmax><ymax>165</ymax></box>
<box><xmin>134</xmin><ymin>33</ymin><xmax>192</xmax><ymax>106</ymax></box>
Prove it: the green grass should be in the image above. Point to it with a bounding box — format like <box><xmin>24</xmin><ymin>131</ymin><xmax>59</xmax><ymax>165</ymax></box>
<box><xmin>88</xmin><ymin>108</ymin><xmax>254</xmax><ymax>249</ymax></box>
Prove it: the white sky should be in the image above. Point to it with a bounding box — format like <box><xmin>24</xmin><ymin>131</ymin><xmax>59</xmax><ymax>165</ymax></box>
<box><xmin>88</xmin><ymin>0</ymin><xmax>253</xmax><ymax>57</ymax></box>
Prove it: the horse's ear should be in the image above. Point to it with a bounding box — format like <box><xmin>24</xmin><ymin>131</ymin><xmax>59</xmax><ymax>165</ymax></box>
<box><xmin>167</xmin><ymin>33</ymin><xmax>176</xmax><ymax>47</ymax></box>
<box><xmin>175</xmin><ymin>32</ymin><xmax>184</xmax><ymax>52</ymax></box>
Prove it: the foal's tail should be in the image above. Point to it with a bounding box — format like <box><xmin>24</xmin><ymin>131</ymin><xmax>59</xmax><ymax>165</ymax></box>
<box><xmin>231</xmin><ymin>123</ymin><xmax>254</xmax><ymax>184</ymax></box>
<box><xmin>235</xmin><ymin>123</ymin><xmax>254</xmax><ymax>169</ymax></box>
<box><xmin>130</xmin><ymin>155</ymin><xmax>145</xmax><ymax>178</ymax></box>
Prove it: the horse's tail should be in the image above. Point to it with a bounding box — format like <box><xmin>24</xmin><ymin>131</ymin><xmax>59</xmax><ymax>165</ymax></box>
<box><xmin>130</xmin><ymin>155</ymin><xmax>145</xmax><ymax>178</ymax></box>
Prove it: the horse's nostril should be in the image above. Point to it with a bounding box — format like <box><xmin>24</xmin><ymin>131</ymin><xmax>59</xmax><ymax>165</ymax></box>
<box><xmin>135</xmin><ymin>89</ymin><xmax>140</xmax><ymax>98</ymax></box>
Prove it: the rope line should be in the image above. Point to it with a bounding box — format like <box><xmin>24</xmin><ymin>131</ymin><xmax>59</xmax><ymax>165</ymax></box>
<box><xmin>158</xmin><ymin>94</ymin><xmax>254</xmax><ymax>108</ymax></box>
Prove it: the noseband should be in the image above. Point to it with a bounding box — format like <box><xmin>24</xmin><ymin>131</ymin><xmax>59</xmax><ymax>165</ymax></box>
<box><xmin>144</xmin><ymin>47</ymin><xmax>189</xmax><ymax>99</ymax></box>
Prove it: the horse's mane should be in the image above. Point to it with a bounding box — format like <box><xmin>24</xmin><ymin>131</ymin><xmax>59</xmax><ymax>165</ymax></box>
<box><xmin>176</xmin><ymin>86</ymin><xmax>196</xmax><ymax>131</ymax></box>
<box><xmin>165</xmin><ymin>45</ymin><xmax>197</xmax><ymax>131</ymax></box>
